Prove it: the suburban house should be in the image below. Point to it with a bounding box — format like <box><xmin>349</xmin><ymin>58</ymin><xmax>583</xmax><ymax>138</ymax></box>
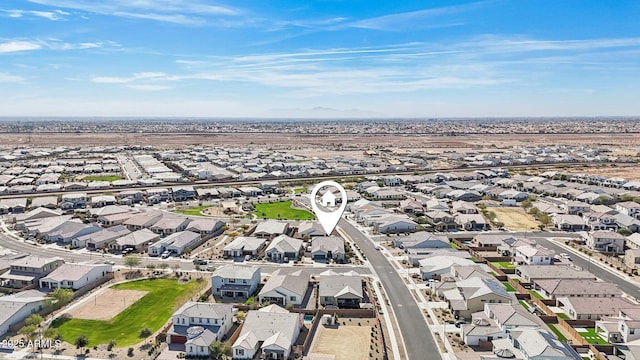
<box><xmin>616</xmin><ymin>201</ymin><xmax>640</xmax><ymax>220</ymax></box>
<box><xmin>319</xmin><ymin>272</ymin><xmax>363</xmax><ymax>308</ymax></box>
<box><xmin>185</xmin><ymin>219</ymin><xmax>225</xmax><ymax>236</ymax></box>
<box><xmin>258</xmin><ymin>270</ymin><xmax>309</xmax><ymax>307</ymax></box>
<box><xmin>109</xmin><ymin>229</ymin><xmax>160</xmax><ymax>253</ymax></box>
<box><xmin>0</xmin><ymin>256</ymin><xmax>64</xmax><ymax>288</ymax></box>
<box><xmin>516</xmin><ymin>265</ymin><xmax>595</xmax><ymax>283</ymax></box>
<box><xmin>455</xmin><ymin>213</ymin><xmax>489</xmax><ymax>231</ymax></box>
<box><xmin>506</xmin><ymin>328</ymin><xmax>581</xmax><ymax>359</ymax></box>
<box><xmin>552</xmin><ymin>214</ymin><xmax>588</xmax><ymax>231</ymax></box>
<box><xmin>146</xmin><ymin>188</ymin><xmax>170</xmax><ymax>203</ymax></box>
<box><xmin>45</xmin><ymin>221</ymin><xmax>101</xmax><ymax>244</ymax></box>
<box><xmin>596</xmin><ymin>307</ymin><xmax>640</xmax><ymax>343</ymax></box>
<box><xmin>232</xmin><ymin>305</ymin><xmax>302</xmax><ymax>360</ymax></box>
<box><xmin>443</xmin><ymin>277</ymin><xmax>514</xmax><ymax>320</ymax></box>
<box><xmin>513</xmin><ymin>245</ymin><xmax>554</xmax><ymax>265</ymax></box>
<box><xmin>0</xmin><ymin>290</ymin><xmax>50</xmax><ymax>337</ymax></box>
<box><xmin>90</xmin><ymin>195</ymin><xmax>116</xmax><ymax>208</ymax></box>
<box><xmin>39</xmin><ymin>263</ymin><xmax>112</xmax><ymax>290</ymax></box>
<box><xmin>253</xmin><ymin>220</ymin><xmax>289</xmax><ymax>239</ymax></box>
<box><xmin>587</xmin><ymin>230</ymin><xmax>626</xmax><ymax>253</ymax></box>
<box><xmin>462</xmin><ymin>303</ymin><xmax>546</xmax><ymax>346</ymax></box>
<box><xmin>222</xmin><ymin>236</ymin><xmax>266</xmax><ymax>258</ymax></box>
<box><xmin>311</xmin><ymin>236</ymin><xmax>345</xmax><ymax>262</ymax></box>
<box><xmin>626</xmin><ymin>249</ymin><xmax>640</xmax><ymax>269</ymax></box>
<box><xmin>558</xmin><ymin>296</ymin><xmax>636</xmax><ymax>320</ymax></box>
<box><xmin>172</xmin><ymin>186</ymin><xmax>196</xmax><ymax>202</ymax></box>
<box><xmin>123</xmin><ymin>212</ymin><xmax>162</xmax><ymax>231</ymax></box>
<box><xmin>296</xmin><ymin>222</ymin><xmax>326</xmax><ymax>239</ymax></box>
<box><xmin>211</xmin><ymin>265</ymin><xmax>261</xmax><ymax>298</ymax></box>
<box><xmin>562</xmin><ymin>201</ymin><xmax>592</xmax><ymax>215</ymax></box>
<box><xmin>532</xmin><ymin>279</ymin><xmax>622</xmax><ymax>302</ymax></box>
<box><xmin>160</xmin><ymin>231</ymin><xmax>202</xmax><ymax>256</ymax></box>
<box><xmin>419</xmin><ymin>256</ymin><xmax>475</xmax><ymax>280</ymax></box>
<box><xmin>265</xmin><ymin>235</ymin><xmax>303</xmax><ymax>262</ymax></box>
<box><xmin>60</xmin><ymin>192</ymin><xmax>88</xmax><ymax>209</ymax></box>
<box><xmin>74</xmin><ymin>225</ymin><xmax>131</xmax><ymax>250</ymax></box>
<box><xmin>98</xmin><ymin>212</ymin><xmax>134</xmax><ymax>227</ymax></box>
<box><xmin>373</xmin><ymin>215</ymin><xmax>418</xmax><ymax>234</ymax></box>
<box><xmin>150</xmin><ymin>215</ymin><xmax>191</xmax><ymax>235</ymax></box>
<box><xmin>394</xmin><ymin>232</ymin><xmax>450</xmax><ymax>251</ymax></box>
<box><xmin>167</xmin><ymin>302</ymin><xmax>233</xmax><ymax>357</ymax></box>
<box><xmin>399</xmin><ymin>198</ymin><xmax>424</xmax><ymax>215</ymax></box>
<box><xmin>474</xmin><ymin>234</ymin><xmax>514</xmax><ymax>249</ymax></box>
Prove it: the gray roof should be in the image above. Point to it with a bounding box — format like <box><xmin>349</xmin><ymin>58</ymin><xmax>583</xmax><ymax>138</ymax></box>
<box><xmin>212</xmin><ymin>264</ymin><xmax>260</xmax><ymax>280</ymax></box>
<box><xmin>311</xmin><ymin>236</ymin><xmax>345</xmax><ymax>255</ymax></box>
<box><xmin>319</xmin><ymin>273</ymin><xmax>363</xmax><ymax>299</ymax></box>
<box><xmin>534</xmin><ymin>279</ymin><xmax>621</xmax><ymax>297</ymax></box>
<box><xmin>513</xmin><ymin>329</ymin><xmax>580</xmax><ymax>359</ymax></box>
<box><xmin>223</xmin><ymin>236</ymin><xmax>265</xmax><ymax>252</ymax></box>
<box><xmin>233</xmin><ymin>305</ymin><xmax>299</xmax><ymax>349</ymax></box>
<box><xmin>115</xmin><ymin>229</ymin><xmax>160</xmax><ymax>247</ymax></box>
<box><xmin>41</xmin><ymin>263</ymin><xmax>111</xmax><ymax>282</ymax></box>
<box><xmin>186</xmin><ymin>218</ymin><xmax>224</xmax><ymax>232</ymax></box>
<box><xmin>486</xmin><ymin>303</ymin><xmax>546</xmax><ymax>328</ymax></box>
<box><xmin>174</xmin><ymin>301</ymin><xmax>233</xmax><ymax>319</ymax></box>
<box><xmin>254</xmin><ymin>220</ymin><xmax>288</xmax><ymax>235</ymax></box>
<box><xmin>259</xmin><ymin>270</ymin><xmax>309</xmax><ymax>298</ymax></box>
<box><xmin>517</xmin><ymin>265</ymin><xmax>595</xmax><ymax>280</ymax></box>
<box><xmin>77</xmin><ymin>225</ymin><xmax>131</xmax><ymax>244</ymax></box>
<box><xmin>11</xmin><ymin>255</ymin><xmax>63</xmax><ymax>268</ymax></box>
<box><xmin>266</xmin><ymin>234</ymin><xmax>303</xmax><ymax>254</ymax></box>
<box><xmin>164</xmin><ymin>231</ymin><xmax>200</xmax><ymax>248</ymax></box>
<box><xmin>560</xmin><ymin>296</ymin><xmax>636</xmax><ymax>315</ymax></box>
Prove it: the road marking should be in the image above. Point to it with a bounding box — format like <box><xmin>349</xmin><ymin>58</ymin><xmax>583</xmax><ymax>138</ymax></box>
<box><xmin>397</xmin><ymin>303</ymin><xmax>403</xmax><ymax>307</ymax></box>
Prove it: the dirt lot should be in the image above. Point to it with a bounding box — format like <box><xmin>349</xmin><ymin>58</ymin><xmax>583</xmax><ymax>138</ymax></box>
<box><xmin>67</xmin><ymin>288</ymin><xmax>148</xmax><ymax>320</ymax></box>
<box><xmin>491</xmin><ymin>207</ymin><xmax>540</xmax><ymax>231</ymax></box>
<box><xmin>310</xmin><ymin>319</ymin><xmax>382</xmax><ymax>360</ymax></box>
<box><xmin>2</xmin><ymin>132</ymin><xmax>640</xmax><ymax>149</ymax></box>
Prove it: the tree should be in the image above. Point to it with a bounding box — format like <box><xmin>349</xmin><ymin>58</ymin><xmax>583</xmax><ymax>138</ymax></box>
<box><xmin>618</xmin><ymin>228</ymin><xmax>633</xmax><ymax>236</ymax></box>
<box><xmin>146</xmin><ymin>263</ymin><xmax>156</xmax><ymax>271</ymax></box>
<box><xmin>47</xmin><ymin>288</ymin><xmax>74</xmax><ymax>310</ymax></box>
<box><xmin>18</xmin><ymin>324</ymin><xmax>38</xmax><ymax>352</ymax></box>
<box><xmin>107</xmin><ymin>339</ymin><xmax>116</xmax><ymax>351</ymax></box>
<box><xmin>44</xmin><ymin>327</ymin><xmax>61</xmax><ymax>342</ymax></box>
<box><xmin>123</xmin><ymin>254</ymin><xmax>141</xmax><ymax>270</ymax></box>
<box><xmin>209</xmin><ymin>341</ymin><xmax>231</xmax><ymax>360</ymax></box>
<box><xmin>172</xmin><ymin>263</ymin><xmax>181</xmax><ymax>272</ymax></box>
<box><xmin>25</xmin><ymin>314</ymin><xmax>43</xmax><ymax>327</ymax></box>
<box><xmin>159</xmin><ymin>262</ymin><xmax>170</xmax><ymax>272</ymax></box>
<box><xmin>139</xmin><ymin>327</ymin><xmax>152</xmax><ymax>344</ymax></box>
<box><xmin>75</xmin><ymin>334</ymin><xmax>89</xmax><ymax>351</ymax></box>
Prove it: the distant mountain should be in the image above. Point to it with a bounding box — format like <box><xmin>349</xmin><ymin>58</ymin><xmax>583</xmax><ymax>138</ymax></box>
<box><xmin>264</xmin><ymin>106</ymin><xmax>384</xmax><ymax>119</ymax></box>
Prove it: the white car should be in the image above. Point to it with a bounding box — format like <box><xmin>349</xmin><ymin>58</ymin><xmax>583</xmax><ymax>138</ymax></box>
<box><xmin>560</xmin><ymin>253</ymin><xmax>572</xmax><ymax>261</ymax></box>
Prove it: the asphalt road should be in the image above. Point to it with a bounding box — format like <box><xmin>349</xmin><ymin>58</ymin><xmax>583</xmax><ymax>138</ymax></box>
<box><xmin>535</xmin><ymin>237</ymin><xmax>640</xmax><ymax>299</ymax></box>
<box><xmin>339</xmin><ymin>219</ymin><xmax>438</xmax><ymax>360</ymax></box>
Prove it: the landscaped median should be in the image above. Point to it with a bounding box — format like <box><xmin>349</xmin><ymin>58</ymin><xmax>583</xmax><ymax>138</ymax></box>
<box><xmin>52</xmin><ymin>278</ymin><xmax>205</xmax><ymax>347</ymax></box>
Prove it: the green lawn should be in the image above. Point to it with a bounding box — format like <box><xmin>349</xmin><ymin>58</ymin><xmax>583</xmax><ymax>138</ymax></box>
<box><xmin>529</xmin><ymin>290</ymin><xmax>544</xmax><ymax>300</ymax></box>
<box><xmin>176</xmin><ymin>205</ymin><xmax>210</xmax><ymax>216</ymax></box>
<box><xmin>450</xmin><ymin>243</ymin><xmax>459</xmax><ymax>249</ymax></box>
<box><xmin>518</xmin><ymin>300</ymin><xmax>530</xmax><ymax>310</ymax></box>
<box><xmin>52</xmin><ymin>278</ymin><xmax>203</xmax><ymax>347</ymax></box>
<box><xmin>293</xmin><ymin>187</ymin><xmax>307</xmax><ymax>194</ymax></box>
<box><xmin>82</xmin><ymin>175</ymin><xmax>123</xmax><ymax>182</ymax></box>
<box><xmin>546</xmin><ymin>324</ymin><xmax>568</xmax><ymax>342</ymax></box>
<box><xmin>502</xmin><ymin>282</ymin><xmax>517</xmax><ymax>292</ymax></box>
<box><xmin>254</xmin><ymin>200</ymin><xmax>315</xmax><ymax>220</ymax></box>
<box><xmin>579</xmin><ymin>327</ymin><xmax>609</xmax><ymax>345</ymax></box>
<box><xmin>492</xmin><ymin>261</ymin><xmax>516</xmax><ymax>269</ymax></box>
<box><xmin>556</xmin><ymin>312</ymin><xmax>570</xmax><ymax>320</ymax></box>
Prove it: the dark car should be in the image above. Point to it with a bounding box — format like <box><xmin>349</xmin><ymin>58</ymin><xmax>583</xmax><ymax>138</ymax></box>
<box><xmin>193</xmin><ymin>259</ymin><xmax>208</xmax><ymax>265</ymax></box>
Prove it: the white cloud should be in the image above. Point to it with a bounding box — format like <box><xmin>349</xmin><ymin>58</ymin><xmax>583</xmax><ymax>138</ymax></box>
<box><xmin>27</xmin><ymin>0</ymin><xmax>238</xmax><ymax>24</ymax></box>
<box><xmin>126</xmin><ymin>84</ymin><xmax>172</xmax><ymax>91</ymax></box>
<box><xmin>0</xmin><ymin>73</ymin><xmax>24</xmax><ymax>83</ymax></box>
<box><xmin>1</xmin><ymin>9</ymin><xmax>69</xmax><ymax>20</ymax></box>
<box><xmin>0</xmin><ymin>41</ymin><xmax>41</xmax><ymax>53</ymax></box>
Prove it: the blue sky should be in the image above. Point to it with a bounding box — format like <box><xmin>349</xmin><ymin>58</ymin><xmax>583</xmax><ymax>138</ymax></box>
<box><xmin>1</xmin><ymin>0</ymin><xmax>640</xmax><ymax>118</ymax></box>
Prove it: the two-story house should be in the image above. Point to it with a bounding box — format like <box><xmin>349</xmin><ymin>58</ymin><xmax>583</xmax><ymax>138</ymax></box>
<box><xmin>513</xmin><ymin>245</ymin><xmax>554</xmax><ymax>265</ymax></box>
<box><xmin>0</xmin><ymin>256</ymin><xmax>64</xmax><ymax>288</ymax></box>
<box><xmin>587</xmin><ymin>230</ymin><xmax>626</xmax><ymax>253</ymax></box>
<box><xmin>167</xmin><ymin>302</ymin><xmax>233</xmax><ymax>358</ymax></box>
<box><xmin>211</xmin><ymin>265</ymin><xmax>261</xmax><ymax>298</ymax></box>
<box><xmin>617</xmin><ymin>201</ymin><xmax>640</xmax><ymax>220</ymax></box>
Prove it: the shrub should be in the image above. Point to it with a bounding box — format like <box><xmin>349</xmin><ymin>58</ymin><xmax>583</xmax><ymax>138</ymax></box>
<box><xmin>127</xmin><ymin>347</ymin><xmax>134</xmax><ymax>357</ymax></box>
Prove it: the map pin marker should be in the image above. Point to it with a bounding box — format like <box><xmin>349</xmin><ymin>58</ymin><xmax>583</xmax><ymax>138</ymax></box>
<box><xmin>310</xmin><ymin>180</ymin><xmax>347</xmax><ymax>236</ymax></box>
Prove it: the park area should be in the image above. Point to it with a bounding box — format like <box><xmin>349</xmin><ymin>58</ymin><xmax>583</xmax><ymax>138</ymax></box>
<box><xmin>490</xmin><ymin>207</ymin><xmax>539</xmax><ymax>230</ymax></box>
<box><xmin>254</xmin><ymin>200</ymin><xmax>315</xmax><ymax>220</ymax></box>
<box><xmin>52</xmin><ymin>278</ymin><xmax>205</xmax><ymax>347</ymax></box>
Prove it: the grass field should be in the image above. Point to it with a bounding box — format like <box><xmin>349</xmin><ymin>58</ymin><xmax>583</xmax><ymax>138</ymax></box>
<box><xmin>81</xmin><ymin>175</ymin><xmax>123</xmax><ymax>182</ymax></box>
<box><xmin>502</xmin><ymin>282</ymin><xmax>517</xmax><ymax>292</ymax></box>
<box><xmin>52</xmin><ymin>278</ymin><xmax>203</xmax><ymax>347</ymax></box>
<box><xmin>547</xmin><ymin>324</ymin><xmax>568</xmax><ymax>342</ymax></box>
<box><xmin>492</xmin><ymin>261</ymin><xmax>516</xmax><ymax>269</ymax></box>
<box><xmin>529</xmin><ymin>290</ymin><xmax>544</xmax><ymax>300</ymax></box>
<box><xmin>556</xmin><ymin>312</ymin><xmax>570</xmax><ymax>320</ymax></box>
<box><xmin>254</xmin><ymin>200</ymin><xmax>315</xmax><ymax>220</ymax></box>
<box><xmin>491</xmin><ymin>207</ymin><xmax>539</xmax><ymax>230</ymax></box>
<box><xmin>293</xmin><ymin>187</ymin><xmax>307</xmax><ymax>194</ymax></box>
<box><xmin>578</xmin><ymin>327</ymin><xmax>608</xmax><ymax>345</ymax></box>
<box><xmin>176</xmin><ymin>205</ymin><xmax>210</xmax><ymax>216</ymax></box>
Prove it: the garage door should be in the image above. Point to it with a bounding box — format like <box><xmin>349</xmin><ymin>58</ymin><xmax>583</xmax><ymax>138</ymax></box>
<box><xmin>170</xmin><ymin>335</ymin><xmax>187</xmax><ymax>344</ymax></box>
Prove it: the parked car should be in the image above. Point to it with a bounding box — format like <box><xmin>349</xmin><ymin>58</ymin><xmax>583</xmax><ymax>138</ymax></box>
<box><xmin>161</xmin><ymin>251</ymin><xmax>171</xmax><ymax>259</ymax></box>
<box><xmin>193</xmin><ymin>259</ymin><xmax>207</xmax><ymax>265</ymax></box>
